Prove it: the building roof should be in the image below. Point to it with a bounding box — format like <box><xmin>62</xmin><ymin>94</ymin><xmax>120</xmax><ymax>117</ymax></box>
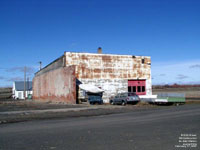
<box><xmin>64</xmin><ymin>51</ymin><xmax>151</xmax><ymax>58</ymax></box>
<box><xmin>14</xmin><ymin>81</ymin><xmax>32</xmax><ymax>91</ymax></box>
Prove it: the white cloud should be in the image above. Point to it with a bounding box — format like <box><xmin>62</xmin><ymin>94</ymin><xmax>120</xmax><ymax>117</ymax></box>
<box><xmin>176</xmin><ymin>74</ymin><xmax>189</xmax><ymax>80</ymax></box>
<box><xmin>190</xmin><ymin>64</ymin><xmax>200</xmax><ymax>69</ymax></box>
<box><xmin>152</xmin><ymin>60</ymin><xmax>200</xmax><ymax>85</ymax></box>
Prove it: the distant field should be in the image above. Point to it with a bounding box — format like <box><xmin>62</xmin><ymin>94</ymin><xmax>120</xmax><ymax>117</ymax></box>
<box><xmin>153</xmin><ymin>87</ymin><xmax>200</xmax><ymax>100</ymax></box>
<box><xmin>0</xmin><ymin>88</ymin><xmax>12</xmax><ymax>99</ymax></box>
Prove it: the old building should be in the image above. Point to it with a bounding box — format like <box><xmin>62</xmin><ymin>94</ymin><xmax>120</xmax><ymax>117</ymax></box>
<box><xmin>33</xmin><ymin>49</ymin><xmax>152</xmax><ymax>103</ymax></box>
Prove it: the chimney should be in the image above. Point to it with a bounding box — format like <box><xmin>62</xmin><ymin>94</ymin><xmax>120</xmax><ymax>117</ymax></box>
<box><xmin>97</xmin><ymin>47</ymin><xmax>102</xmax><ymax>54</ymax></box>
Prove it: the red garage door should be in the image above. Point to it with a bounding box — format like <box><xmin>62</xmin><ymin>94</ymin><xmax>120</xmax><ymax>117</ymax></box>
<box><xmin>128</xmin><ymin>80</ymin><xmax>146</xmax><ymax>95</ymax></box>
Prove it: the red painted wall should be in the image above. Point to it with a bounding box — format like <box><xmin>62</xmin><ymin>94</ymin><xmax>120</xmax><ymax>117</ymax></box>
<box><xmin>33</xmin><ymin>66</ymin><xmax>76</xmax><ymax>104</ymax></box>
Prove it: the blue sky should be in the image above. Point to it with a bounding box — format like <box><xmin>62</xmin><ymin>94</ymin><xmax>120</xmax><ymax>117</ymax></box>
<box><xmin>0</xmin><ymin>0</ymin><xmax>200</xmax><ymax>87</ymax></box>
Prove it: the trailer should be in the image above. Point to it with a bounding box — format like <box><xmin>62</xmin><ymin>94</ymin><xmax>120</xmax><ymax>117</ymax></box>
<box><xmin>139</xmin><ymin>93</ymin><xmax>185</xmax><ymax>105</ymax></box>
<box><xmin>155</xmin><ymin>93</ymin><xmax>185</xmax><ymax>105</ymax></box>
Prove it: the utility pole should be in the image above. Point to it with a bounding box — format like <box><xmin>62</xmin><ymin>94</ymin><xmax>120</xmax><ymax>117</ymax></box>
<box><xmin>24</xmin><ymin>66</ymin><xmax>26</xmax><ymax>100</ymax></box>
<box><xmin>27</xmin><ymin>77</ymin><xmax>29</xmax><ymax>96</ymax></box>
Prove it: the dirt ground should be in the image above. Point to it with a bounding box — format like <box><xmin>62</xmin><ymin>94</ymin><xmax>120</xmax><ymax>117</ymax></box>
<box><xmin>0</xmin><ymin>99</ymin><xmax>88</xmax><ymax>112</ymax></box>
<box><xmin>1</xmin><ymin>99</ymin><xmax>200</xmax><ymax>124</ymax></box>
<box><xmin>0</xmin><ymin>99</ymin><xmax>157</xmax><ymax>124</ymax></box>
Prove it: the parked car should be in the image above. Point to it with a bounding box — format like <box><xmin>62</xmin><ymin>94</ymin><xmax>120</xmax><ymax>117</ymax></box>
<box><xmin>88</xmin><ymin>95</ymin><xmax>103</xmax><ymax>105</ymax></box>
<box><xmin>109</xmin><ymin>93</ymin><xmax>140</xmax><ymax>105</ymax></box>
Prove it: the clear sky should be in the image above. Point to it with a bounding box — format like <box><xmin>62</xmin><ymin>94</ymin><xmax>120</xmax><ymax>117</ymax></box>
<box><xmin>0</xmin><ymin>0</ymin><xmax>200</xmax><ymax>87</ymax></box>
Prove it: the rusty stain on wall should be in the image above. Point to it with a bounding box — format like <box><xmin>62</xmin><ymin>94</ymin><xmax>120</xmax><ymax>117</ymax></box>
<box><xmin>64</xmin><ymin>52</ymin><xmax>151</xmax><ymax>80</ymax></box>
<box><xmin>64</xmin><ymin>52</ymin><xmax>152</xmax><ymax>102</ymax></box>
<box><xmin>33</xmin><ymin>51</ymin><xmax>152</xmax><ymax>103</ymax></box>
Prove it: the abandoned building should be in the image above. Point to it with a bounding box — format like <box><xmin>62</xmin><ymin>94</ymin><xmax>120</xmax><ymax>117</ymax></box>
<box><xmin>33</xmin><ymin>48</ymin><xmax>152</xmax><ymax>104</ymax></box>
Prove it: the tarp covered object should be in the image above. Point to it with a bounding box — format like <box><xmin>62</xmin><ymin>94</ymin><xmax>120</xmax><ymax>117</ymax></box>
<box><xmin>79</xmin><ymin>84</ymin><xmax>104</xmax><ymax>93</ymax></box>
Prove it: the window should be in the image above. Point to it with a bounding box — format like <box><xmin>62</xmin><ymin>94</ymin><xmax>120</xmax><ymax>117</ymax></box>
<box><xmin>142</xmin><ymin>59</ymin><xmax>145</xmax><ymax>64</ymax></box>
<box><xmin>133</xmin><ymin>86</ymin><xmax>136</xmax><ymax>92</ymax></box>
<box><xmin>137</xmin><ymin>86</ymin><xmax>141</xmax><ymax>92</ymax></box>
<box><xmin>128</xmin><ymin>80</ymin><xmax>146</xmax><ymax>95</ymax></box>
<box><xmin>142</xmin><ymin>86</ymin><xmax>145</xmax><ymax>92</ymax></box>
<box><xmin>128</xmin><ymin>86</ymin><xmax>137</xmax><ymax>93</ymax></box>
<box><xmin>128</xmin><ymin>86</ymin><xmax>132</xmax><ymax>92</ymax></box>
<box><xmin>120</xmin><ymin>94</ymin><xmax>126</xmax><ymax>98</ymax></box>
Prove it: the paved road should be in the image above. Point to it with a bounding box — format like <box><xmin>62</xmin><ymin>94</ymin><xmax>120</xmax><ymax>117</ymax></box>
<box><xmin>0</xmin><ymin>105</ymin><xmax>199</xmax><ymax>150</ymax></box>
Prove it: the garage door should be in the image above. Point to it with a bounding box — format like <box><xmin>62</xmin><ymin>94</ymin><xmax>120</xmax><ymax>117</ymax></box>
<box><xmin>128</xmin><ymin>80</ymin><xmax>146</xmax><ymax>95</ymax></box>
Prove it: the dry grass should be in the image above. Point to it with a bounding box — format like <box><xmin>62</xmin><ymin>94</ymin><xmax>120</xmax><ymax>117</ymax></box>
<box><xmin>0</xmin><ymin>100</ymin><xmax>87</xmax><ymax>112</ymax></box>
<box><xmin>0</xmin><ymin>88</ymin><xmax>12</xmax><ymax>99</ymax></box>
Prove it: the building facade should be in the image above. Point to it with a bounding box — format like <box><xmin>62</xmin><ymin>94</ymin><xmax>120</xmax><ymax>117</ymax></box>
<box><xmin>33</xmin><ymin>51</ymin><xmax>152</xmax><ymax>103</ymax></box>
<box><xmin>65</xmin><ymin>52</ymin><xmax>152</xmax><ymax>102</ymax></box>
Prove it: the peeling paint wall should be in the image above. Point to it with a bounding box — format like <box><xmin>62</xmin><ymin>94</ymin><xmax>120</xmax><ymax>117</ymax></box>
<box><xmin>33</xmin><ymin>66</ymin><xmax>76</xmax><ymax>104</ymax></box>
<box><xmin>80</xmin><ymin>79</ymin><xmax>128</xmax><ymax>102</ymax></box>
<box><xmin>65</xmin><ymin>52</ymin><xmax>152</xmax><ymax>102</ymax></box>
